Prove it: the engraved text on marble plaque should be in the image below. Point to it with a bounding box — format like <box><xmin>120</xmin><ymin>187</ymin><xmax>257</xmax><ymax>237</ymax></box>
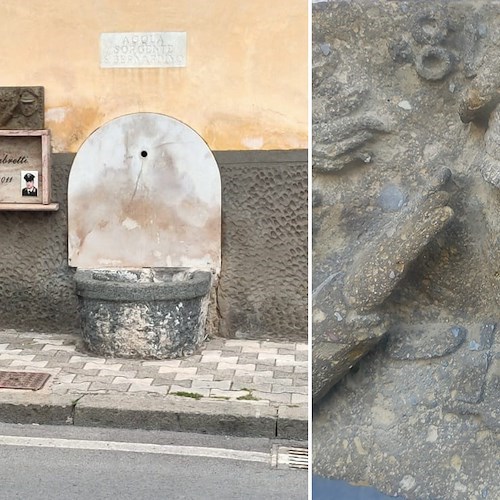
<box><xmin>100</xmin><ymin>32</ymin><xmax>187</xmax><ymax>68</ymax></box>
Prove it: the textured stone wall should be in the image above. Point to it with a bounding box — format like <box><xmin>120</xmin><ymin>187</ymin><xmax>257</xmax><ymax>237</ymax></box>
<box><xmin>0</xmin><ymin>150</ymin><xmax>307</xmax><ymax>341</ymax></box>
<box><xmin>0</xmin><ymin>153</ymin><xmax>79</xmax><ymax>333</ymax></box>
<box><xmin>312</xmin><ymin>1</ymin><xmax>498</xmax><ymax>498</ymax></box>
<box><xmin>217</xmin><ymin>151</ymin><xmax>308</xmax><ymax>341</ymax></box>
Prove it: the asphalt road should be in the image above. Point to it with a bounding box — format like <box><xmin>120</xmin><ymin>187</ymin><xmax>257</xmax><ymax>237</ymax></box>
<box><xmin>0</xmin><ymin>423</ymin><xmax>308</xmax><ymax>500</ymax></box>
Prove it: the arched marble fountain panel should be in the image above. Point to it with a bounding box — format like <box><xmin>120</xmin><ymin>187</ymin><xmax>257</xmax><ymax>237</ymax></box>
<box><xmin>68</xmin><ymin>113</ymin><xmax>221</xmax><ymax>270</ymax></box>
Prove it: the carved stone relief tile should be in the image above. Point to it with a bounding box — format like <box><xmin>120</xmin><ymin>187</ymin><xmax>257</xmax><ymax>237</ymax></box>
<box><xmin>0</xmin><ymin>87</ymin><xmax>44</xmax><ymax>130</ymax></box>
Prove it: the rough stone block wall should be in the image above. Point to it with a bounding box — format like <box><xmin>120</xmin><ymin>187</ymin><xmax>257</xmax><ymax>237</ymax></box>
<box><xmin>0</xmin><ymin>150</ymin><xmax>307</xmax><ymax>341</ymax></box>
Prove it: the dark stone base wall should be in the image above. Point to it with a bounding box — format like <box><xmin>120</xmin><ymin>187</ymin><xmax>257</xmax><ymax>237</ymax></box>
<box><xmin>0</xmin><ymin>150</ymin><xmax>307</xmax><ymax>341</ymax></box>
<box><xmin>217</xmin><ymin>151</ymin><xmax>308</xmax><ymax>341</ymax></box>
<box><xmin>0</xmin><ymin>153</ymin><xmax>79</xmax><ymax>333</ymax></box>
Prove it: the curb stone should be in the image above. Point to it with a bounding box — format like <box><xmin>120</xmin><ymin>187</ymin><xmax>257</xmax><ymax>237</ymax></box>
<box><xmin>277</xmin><ymin>405</ymin><xmax>309</xmax><ymax>440</ymax></box>
<box><xmin>0</xmin><ymin>392</ymin><xmax>308</xmax><ymax>440</ymax></box>
<box><xmin>0</xmin><ymin>392</ymin><xmax>75</xmax><ymax>425</ymax></box>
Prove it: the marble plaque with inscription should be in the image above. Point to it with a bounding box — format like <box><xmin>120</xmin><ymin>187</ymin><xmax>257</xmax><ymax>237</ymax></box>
<box><xmin>100</xmin><ymin>32</ymin><xmax>187</xmax><ymax>68</ymax></box>
<box><xmin>0</xmin><ymin>87</ymin><xmax>44</xmax><ymax>130</ymax></box>
<box><xmin>0</xmin><ymin>131</ymin><xmax>51</xmax><ymax>205</ymax></box>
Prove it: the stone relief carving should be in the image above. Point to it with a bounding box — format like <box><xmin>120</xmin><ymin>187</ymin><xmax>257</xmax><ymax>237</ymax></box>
<box><xmin>0</xmin><ymin>87</ymin><xmax>44</xmax><ymax>129</ymax></box>
<box><xmin>312</xmin><ymin>47</ymin><xmax>391</xmax><ymax>173</ymax></box>
<box><xmin>460</xmin><ymin>70</ymin><xmax>500</xmax><ymax>188</ymax></box>
<box><xmin>312</xmin><ymin>15</ymin><xmax>457</xmax><ymax>401</ymax></box>
<box><xmin>312</xmin><ymin>1</ymin><xmax>498</xmax><ymax>498</ymax></box>
<box><xmin>389</xmin><ymin>6</ymin><xmax>486</xmax><ymax>82</ymax></box>
<box><xmin>313</xmin><ymin>167</ymin><xmax>454</xmax><ymax>400</ymax></box>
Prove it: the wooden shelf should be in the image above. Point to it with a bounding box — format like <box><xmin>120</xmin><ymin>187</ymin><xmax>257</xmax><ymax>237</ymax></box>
<box><xmin>0</xmin><ymin>202</ymin><xmax>59</xmax><ymax>211</ymax></box>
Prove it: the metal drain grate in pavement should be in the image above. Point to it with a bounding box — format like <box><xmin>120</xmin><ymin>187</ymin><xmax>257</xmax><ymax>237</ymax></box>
<box><xmin>274</xmin><ymin>446</ymin><xmax>308</xmax><ymax>470</ymax></box>
<box><xmin>0</xmin><ymin>371</ymin><xmax>50</xmax><ymax>390</ymax></box>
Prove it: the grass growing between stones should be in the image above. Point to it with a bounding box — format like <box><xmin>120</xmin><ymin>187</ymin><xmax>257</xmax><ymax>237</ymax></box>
<box><xmin>237</xmin><ymin>389</ymin><xmax>260</xmax><ymax>401</ymax></box>
<box><xmin>171</xmin><ymin>391</ymin><xmax>203</xmax><ymax>400</ymax></box>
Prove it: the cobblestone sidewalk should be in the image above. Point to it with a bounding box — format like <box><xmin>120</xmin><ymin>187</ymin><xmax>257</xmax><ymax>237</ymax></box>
<box><xmin>0</xmin><ymin>329</ymin><xmax>308</xmax><ymax>411</ymax></box>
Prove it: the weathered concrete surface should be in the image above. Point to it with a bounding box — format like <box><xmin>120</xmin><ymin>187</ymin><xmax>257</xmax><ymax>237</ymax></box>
<box><xmin>277</xmin><ymin>405</ymin><xmax>309</xmax><ymax>441</ymax></box>
<box><xmin>74</xmin><ymin>395</ymin><xmax>279</xmax><ymax>438</ymax></box>
<box><xmin>0</xmin><ymin>150</ymin><xmax>307</xmax><ymax>341</ymax></box>
<box><xmin>314</xmin><ymin>322</ymin><xmax>499</xmax><ymax>500</ymax></box>
<box><xmin>0</xmin><ymin>392</ymin><xmax>75</xmax><ymax>426</ymax></box>
<box><xmin>313</xmin><ymin>1</ymin><xmax>499</xmax><ymax>498</ymax></box>
<box><xmin>312</xmin><ymin>272</ymin><xmax>388</xmax><ymax>401</ymax></box>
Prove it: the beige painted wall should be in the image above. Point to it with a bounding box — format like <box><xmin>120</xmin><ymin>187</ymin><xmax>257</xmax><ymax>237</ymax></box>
<box><xmin>0</xmin><ymin>0</ymin><xmax>308</xmax><ymax>152</ymax></box>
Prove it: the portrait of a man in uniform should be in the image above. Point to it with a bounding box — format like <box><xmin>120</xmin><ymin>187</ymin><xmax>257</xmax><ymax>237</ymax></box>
<box><xmin>22</xmin><ymin>172</ymin><xmax>38</xmax><ymax>197</ymax></box>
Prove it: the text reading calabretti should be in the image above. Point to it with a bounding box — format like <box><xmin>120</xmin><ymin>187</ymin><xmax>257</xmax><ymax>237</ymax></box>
<box><xmin>0</xmin><ymin>154</ymin><xmax>28</xmax><ymax>165</ymax></box>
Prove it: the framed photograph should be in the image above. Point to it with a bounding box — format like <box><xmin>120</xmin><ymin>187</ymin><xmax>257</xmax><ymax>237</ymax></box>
<box><xmin>0</xmin><ymin>130</ymin><xmax>57</xmax><ymax>210</ymax></box>
<box><xmin>21</xmin><ymin>170</ymin><xmax>39</xmax><ymax>197</ymax></box>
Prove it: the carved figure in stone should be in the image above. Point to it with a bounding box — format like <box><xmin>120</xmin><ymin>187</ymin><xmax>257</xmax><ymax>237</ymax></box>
<box><xmin>313</xmin><ymin>113</ymin><xmax>391</xmax><ymax>172</ymax></box>
<box><xmin>460</xmin><ymin>73</ymin><xmax>500</xmax><ymax>188</ymax></box>
<box><xmin>476</xmin><ymin>104</ymin><xmax>500</xmax><ymax>188</ymax></box>
<box><xmin>389</xmin><ymin>9</ymin><xmax>453</xmax><ymax>79</ymax></box>
<box><xmin>312</xmin><ymin>54</ymin><xmax>392</xmax><ymax>173</ymax></box>
<box><xmin>312</xmin><ymin>36</ymin><xmax>455</xmax><ymax>402</ymax></box>
<box><xmin>311</xmin><ymin>2</ymin><xmax>498</xmax><ymax>405</ymax></box>
<box><xmin>0</xmin><ymin>87</ymin><xmax>44</xmax><ymax>130</ymax></box>
<box><xmin>313</xmin><ymin>168</ymin><xmax>454</xmax><ymax>401</ymax></box>
<box><xmin>313</xmin><ymin>2</ymin><xmax>499</xmax><ymax>497</ymax></box>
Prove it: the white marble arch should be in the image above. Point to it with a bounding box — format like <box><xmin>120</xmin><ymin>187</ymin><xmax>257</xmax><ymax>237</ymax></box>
<box><xmin>68</xmin><ymin>113</ymin><xmax>221</xmax><ymax>271</ymax></box>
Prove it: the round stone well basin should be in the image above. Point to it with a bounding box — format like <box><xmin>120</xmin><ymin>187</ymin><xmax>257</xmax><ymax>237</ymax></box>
<box><xmin>74</xmin><ymin>268</ymin><xmax>212</xmax><ymax>359</ymax></box>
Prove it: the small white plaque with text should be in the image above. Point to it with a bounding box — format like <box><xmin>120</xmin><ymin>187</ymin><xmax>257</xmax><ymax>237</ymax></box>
<box><xmin>100</xmin><ymin>32</ymin><xmax>187</xmax><ymax>68</ymax></box>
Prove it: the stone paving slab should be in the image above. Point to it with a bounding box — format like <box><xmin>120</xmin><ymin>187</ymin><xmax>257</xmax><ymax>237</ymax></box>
<box><xmin>0</xmin><ymin>330</ymin><xmax>308</xmax><ymax>439</ymax></box>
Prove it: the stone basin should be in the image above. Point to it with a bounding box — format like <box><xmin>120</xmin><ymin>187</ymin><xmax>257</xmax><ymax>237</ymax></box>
<box><xmin>74</xmin><ymin>268</ymin><xmax>212</xmax><ymax>359</ymax></box>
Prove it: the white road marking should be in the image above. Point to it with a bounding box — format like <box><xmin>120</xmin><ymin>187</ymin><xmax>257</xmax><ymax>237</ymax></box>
<box><xmin>0</xmin><ymin>435</ymin><xmax>270</xmax><ymax>464</ymax></box>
